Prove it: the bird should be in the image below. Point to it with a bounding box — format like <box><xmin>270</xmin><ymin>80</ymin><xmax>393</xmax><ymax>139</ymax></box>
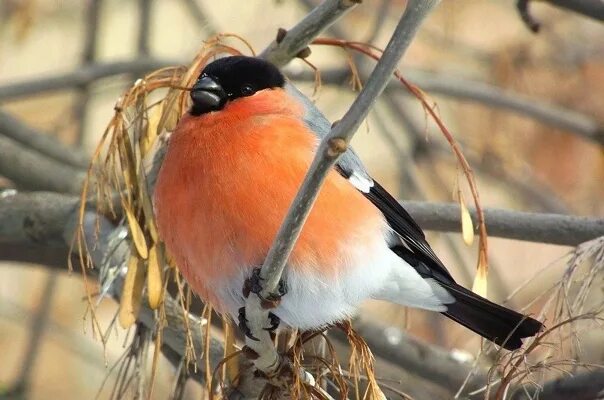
<box><xmin>153</xmin><ymin>55</ymin><xmax>543</xmax><ymax>350</ymax></box>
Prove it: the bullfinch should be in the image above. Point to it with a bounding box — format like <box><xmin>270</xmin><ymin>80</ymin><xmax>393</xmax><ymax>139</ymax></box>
<box><xmin>153</xmin><ymin>55</ymin><xmax>542</xmax><ymax>350</ymax></box>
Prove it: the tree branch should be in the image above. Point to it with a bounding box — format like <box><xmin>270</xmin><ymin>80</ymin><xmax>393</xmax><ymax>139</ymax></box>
<box><xmin>403</xmin><ymin>201</ymin><xmax>604</xmax><ymax>247</ymax></box>
<box><xmin>511</xmin><ymin>368</ymin><xmax>604</xmax><ymax>400</ymax></box>
<box><xmin>287</xmin><ymin>68</ymin><xmax>604</xmax><ymax>146</ymax></box>
<box><xmin>342</xmin><ymin>320</ymin><xmax>487</xmax><ymax>394</ymax></box>
<box><xmin>2</xmin><ymin>193</ymin><xmax>602</xmax><ymax>252</ymax></box>
<box><xmin>259</xmin><ymin>0</ymin><xmax>359</xmax><ymax>67</ymax></box>
<box><xmin>0</xmin><ymin>110</ymin><xmax>89</xmax><ymax>168</ymax></box>
<box><xmin>244</xmin><ymin>0</ymin><xmax>442</xmax><ymax>382</ymax></box>
<box><xmin>0</xmin><ymin>59</ymin><xmax>175</xmax><ymax>102</ymax></box>
<box><xmin>2</xmin><ymin>193</ymin><xmax>603</xmax><ymax>397</ymax></box>
<box><xmin>545</xmin><ymin>0</ymin><xmax>604</xmax><ymax>21</ymax></box>
<box><xmin>0</xmin><ymin>136</ymin><xmax>84</xmax><ymax>193</ymax></box>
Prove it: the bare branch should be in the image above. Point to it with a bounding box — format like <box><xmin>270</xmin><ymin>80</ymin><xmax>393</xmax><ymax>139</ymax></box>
<box><xmin>2</xmin><ymin>193</ymin><xmax>601</xmax><ymax>254</ymax></box>
<box><xmin>511</xmin><ymin>369</ymin><xmax>604</xmax><ymax>400</ymax></box>
<box><xmin>545</xmin><ymin>0</ymin><xmax>604</xmax><ymax>21</ymax></box>
<box><xmin>259</xmin><ymin>0</ymin><xmax>359</xmax><ymax>66</ymax></box>
<box><xmin>0</xmin><ymin>58</ymin><xmax>175</xmax><ymax>101</ymax></box>
<box><xmin>0</xmin><ymin>191</ymin><xmax>78</xmax><ymax>246</ymax></box>
<box><xmin>73</xmin><ymin>0</ymin><xmax>103</xmax><ymax>145</ymax></box>
<box><xmin>0</xmin><ymin>110</ymin><xmax>89</xmax><ymax>168</ymax></box>
<box><xmin>342</xmin><ymin>319</ymin><xmax>487</xmax><ymax>394</ymax></box>
<box><xmin>245</xmin><ymin>0</ymin><xmax>442</xmax><ymax>381</ymax></box>
<box><xmin>403</xmin><ymin>201</ymin><xmax>604</xmax><ymax>247</ymax></box>
<box><xmin>0</xmin><ymin>136</ymin><xmax>84</xmax><ymax>193</ymax></box>
<box><xmin>2</xmin><ymin>193</ymin><xmax>603</xmax><ymax>398</ymax></box>
<box><xmin>287</xmin><ymin>68</ymin><xmax>604</xmax><ymax>146</ymax></box>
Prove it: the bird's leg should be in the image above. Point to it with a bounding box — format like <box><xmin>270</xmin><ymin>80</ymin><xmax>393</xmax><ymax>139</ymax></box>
<box><xmin>240</xmin><ymin>268</ymin><xmax>288</xmax><ymax>338</ymax></box>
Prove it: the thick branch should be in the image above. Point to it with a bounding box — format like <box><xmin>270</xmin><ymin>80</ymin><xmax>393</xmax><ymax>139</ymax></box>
<box><xmin>546</xmin><ymin>0</ymin><xmax>604</xmax><ymax>21</ymax></box>
<box><xmin>2</xmin><ymin>193</ymin><xmax>602</xmax><ymax>251</ymax></box>
<box><xmin>344</xmin><ymin>320</ymin><xmax>487</xmax><ymax>394</ymax></box>
<box><xmin>511</xmin><ymin>369</ymin><xmax>604</xmax><ymax>400</ymax></box>
<box><xmin>259</xmin><ymin>0</ymin><xmax>359</xmax><ymax>67</ymax></box>
<box><xmin>403</xmin><ymin>201</ymin><xmax>604</xmax><ymax>247</ymax></box>
<box><xmin>0</xmin><ymin>136</ymin><xmax>84</xmax><ymax>193</ymax></box>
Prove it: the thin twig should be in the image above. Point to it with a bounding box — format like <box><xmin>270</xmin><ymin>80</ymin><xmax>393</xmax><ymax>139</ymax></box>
<box><xmin>0</xmin><ymin>58</ymin><xmax>176</xmax><ymax>101</ymax></box>
<box><xmin>259</xmin><ymin>0</ymin><xmax>359</xmax><ymax>67</ymax></box>
<box><xmin>288</xmin><ymin>67</ymin><xmax>604</xmax><ymax>146</ymax></box>
<box><xmin>73</xmin><ymin>0</ymin><xmax>103</xmax><ymax>146</ymax></box>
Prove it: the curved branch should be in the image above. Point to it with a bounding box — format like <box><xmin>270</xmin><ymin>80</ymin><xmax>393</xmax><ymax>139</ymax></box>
<box><xmin>259</xmin><ymin>0</ymin><xmax>359</xmax><ymax>67</ymax></box>
<box><xmin>287</xmin><ymin>68</ymin><xmax>604</xmax><ymax>146</ymax></box>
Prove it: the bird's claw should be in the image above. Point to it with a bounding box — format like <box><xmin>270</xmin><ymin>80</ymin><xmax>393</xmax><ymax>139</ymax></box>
<box><xmin>238</xmin><ymin>307</ymin><xmax>259</xmax><ymax>341</ymax></box>
<box><xmin>264</xmin><ymin>312</ymin><xmax>281</xmax><ymax>332</ymax></box>
<box><xmin>243</xmin><ymin>268</ymin><xmax>288</xmax><ymax>309</ymax></box>
<box><xmin>238</xmin><ymin>306</ymin><xmax>281</xmax><ymax>341</ymax></box>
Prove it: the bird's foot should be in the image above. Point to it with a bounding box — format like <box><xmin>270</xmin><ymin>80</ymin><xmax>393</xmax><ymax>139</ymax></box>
<box><xmin>238</xmin><ymin>306</ymin><xmax>282</xmax><ymax>341</ymax></box>
<box><xmin>242</xmin><ymin>267</ymin><xmax>288</xmax><ymax>309</ymax></box>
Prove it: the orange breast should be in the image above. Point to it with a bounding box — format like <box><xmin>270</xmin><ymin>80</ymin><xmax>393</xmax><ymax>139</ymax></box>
<box><xmin>153</xmin><ymin>88</ymin><xmax>383</xmax><ymax>309</ymax></box>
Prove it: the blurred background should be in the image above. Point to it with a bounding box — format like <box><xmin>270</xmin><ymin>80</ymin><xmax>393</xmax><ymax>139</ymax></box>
<box><xmin>0</xmin><ymin>0</ymin><xmax>603</xmax><ymax>399</ymax></box>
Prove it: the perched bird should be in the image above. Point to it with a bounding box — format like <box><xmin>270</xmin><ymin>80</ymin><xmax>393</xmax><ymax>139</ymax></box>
<box><xmin>154</xmin><ymin>55</ymin><xmax>542</xmax><ymax>350</ymax></box>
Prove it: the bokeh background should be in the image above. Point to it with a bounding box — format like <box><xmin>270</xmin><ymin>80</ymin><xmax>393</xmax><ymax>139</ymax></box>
<box><xmin>1</xmin><ymin>0</ymin><xmax>603</xmax><ymax>399</ymax></box>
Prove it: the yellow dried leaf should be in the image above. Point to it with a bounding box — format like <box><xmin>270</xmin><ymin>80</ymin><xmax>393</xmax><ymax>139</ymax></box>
<box><xmin>125</xmin><ymin>206</ymin><xmax>149</xmax><ymax>259</ymax></box>
<box><xmin>141</xmin><ymin>102</ymin><xmax>163</xmax><ymax>156</ymax></box>
<box><xmin>472</xmin><ymin>254</ymin><xmax>488</xmax><ymax>297</ymax></box>
<box><xmin>460</xmin><ymin>196</ymin><xmax>474</xmax><ymax>246</ymax></box>
<box><xmin>119</xmin><ymin>254</ymin><xmax>146</xmax><ymax>328</ymax></box>
<box><xmin>163</xmin><ymin>104</ymin><xmax>180</xmax><ymax>132</ymax></box>
<box><xmin>147</xmin><ymin>244</ymin><xmax>163</xmax><ymax>309</ymax></box>
<box><xmin>137</xmin><ymin>166</ymin><xmax>159</xmax><ymax>243</ymax></box>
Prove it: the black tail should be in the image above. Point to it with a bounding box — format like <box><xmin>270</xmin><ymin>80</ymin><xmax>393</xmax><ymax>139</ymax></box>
<box><xmin>439</xmin><ymin>281</ymin><xmax>543</xmax><ymax>350</ymax></box>
<box><xmin>391</xmin><ymin>244</ymin><xmax>543</xmax><ymax>350</ymax></box>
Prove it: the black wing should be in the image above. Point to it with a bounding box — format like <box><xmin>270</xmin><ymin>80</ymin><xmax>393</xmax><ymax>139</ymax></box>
<box><xmin>362</xmin><ymin>179</ymin><xmax>455</xmax><ymax>283</ymax></box>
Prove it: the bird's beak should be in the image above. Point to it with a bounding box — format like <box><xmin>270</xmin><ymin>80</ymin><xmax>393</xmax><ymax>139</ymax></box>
<box><xmin>190</xmin><ymin>75</ymin><xmax>227</xmax><ymax>115</ymax></box>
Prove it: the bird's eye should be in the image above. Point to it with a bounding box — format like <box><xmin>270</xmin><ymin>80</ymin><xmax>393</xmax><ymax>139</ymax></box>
<box><xmin>240</xmin><ymin>84</ymin><xmax>255</xmax><ymax>96</ymax></box>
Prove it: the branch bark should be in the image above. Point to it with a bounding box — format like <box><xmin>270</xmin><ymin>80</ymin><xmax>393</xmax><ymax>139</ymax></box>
<box><xmin>259</xmin><ymin>0</ymin><xmax>359</xmax><ymax>67</ymax></box>
<box><xmin>0</xmin><ymin>136</ymin><xmax>84</xmax><ymax>193</ymax></box>
<box><xmin>2</xmin><ymin>193</ymin><xmax>602</xmax><ymax>250</ymax></box>
<box><xmin>511</xmin><ymin>368</ymin><xmax>604</xmax><ymax>400</ymax></box>
<box><xmin>244</xmin><ymin>0</ymin><xmax>442</xmax><ymax>383</ymax></box>
<box><xmin>0</xmin><ymin>58</ymin><xmax>175</xmax><ymax>102</ymax></box>
<box><xmin>2</xmin><ymin>193</ymin><xmax>603</xmax><ymax>398</ymax></box>
<box><xmin>287</xmin><ymin>68</ymin><xmax>604</xmax><ymax>146</ymax></box>
<box><xmin>0</xmin><ymin>110</ymin><xmax>89</xmax><ymax>168</ymax></box>
<box><xmin>403</xmin><ymin>201</ymin><xmax>604</xmax><ymax>247</ymax></box>
<box><xmin>546</xmin><ymin>0</ymin><xmax>604</xmax><ymax>21</ymax></box>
